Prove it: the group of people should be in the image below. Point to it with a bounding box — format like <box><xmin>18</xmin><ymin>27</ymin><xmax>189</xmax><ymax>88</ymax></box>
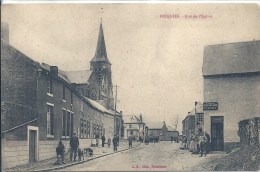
<box><xmin>55</xmin><ymin>132</ymin><xmax>80</xmax><ymax>164</ymax></box>
<box><xmin>55</xmin><ymin>133</ymin><xmax>121</xmax><ymax>165</ymax></box>
<box><xmin>101</xmin><ymin>135</ymin><xmax>120</xmax><ymax>151</ymax></box>
<box><xmin>181</xmin><ymin>131</ymin><xmax>210</xmax><ymax>157</ymax></box>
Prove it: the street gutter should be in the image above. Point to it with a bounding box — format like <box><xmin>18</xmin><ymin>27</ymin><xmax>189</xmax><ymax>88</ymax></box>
<box><xmin>33</xmin><ymin>143</ymin><xmax>142</xmax><ymax>172</ymax></box>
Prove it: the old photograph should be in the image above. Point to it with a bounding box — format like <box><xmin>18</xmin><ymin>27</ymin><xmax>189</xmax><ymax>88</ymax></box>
<box><xmin>1</xmin><ymin>2</ymin><xmax>260</xmax><ymax>171</ymax></box>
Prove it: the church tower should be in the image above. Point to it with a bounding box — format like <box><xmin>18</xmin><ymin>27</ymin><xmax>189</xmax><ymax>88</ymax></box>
<box><xmin>90</xmin><ymin>20</ymin><xmax>114</xmax><ymax>109</ymax></box>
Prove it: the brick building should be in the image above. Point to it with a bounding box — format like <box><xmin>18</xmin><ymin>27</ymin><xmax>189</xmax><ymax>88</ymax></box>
<box><xmin>182</xmin><ymin>114</ymin><xmax>195</xmax><ymax>139</ymax></box>
<box><xmin>1</xmin><ymin>21</ymin><xmax>122</xmax><ymax>169</ymax></box>
<box><xmin>202</xmin><ymin>40</ymin><xmax>260</xmax><ymax>151</ymax></box>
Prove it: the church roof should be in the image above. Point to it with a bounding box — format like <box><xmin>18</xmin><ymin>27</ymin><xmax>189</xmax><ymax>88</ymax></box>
<box><xmin>91</xmin><ymin>22</ymin><xmax>110</xmax><ymax>64</ymax></box>
<box><xmin>83</xmin><ymin>96</ymin><xmax>114</xmax><ymax>115</ymax></box>
<box><xmin>65</xmin><ymin>70</ymin><xmax>92</xmax><ymax>84</ymax></box>
<box><xmin>203</xmin><ymin>40</ymin><xmax>260</xmax><ymax>76</ymax></box>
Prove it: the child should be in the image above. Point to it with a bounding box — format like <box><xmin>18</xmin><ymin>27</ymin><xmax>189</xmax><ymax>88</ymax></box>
<box><xmin>107</xmin><ymin>137</ymin><xmax>111</xmax><ymax>147</ymax></box>
<box><xmin>55</xmin><ymin>141</ymin><xmax>65</xmax><ymax>165</ymax></box>
<box><xmin>78</xmin><ymin>148</ymin><xmax>84</xmax><ymax>161</ymax></box>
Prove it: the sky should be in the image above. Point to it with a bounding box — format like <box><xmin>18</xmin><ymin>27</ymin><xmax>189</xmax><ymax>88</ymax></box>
<box><xmin>2</xmin><ymin>3</ymin><xmax>260</xmax><ymax>131</ymax></box>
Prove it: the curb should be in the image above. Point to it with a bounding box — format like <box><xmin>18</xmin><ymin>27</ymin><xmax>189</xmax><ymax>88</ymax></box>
<box><xmin>33</xmin><ymin>143</ymin><xmax>142</xmax><ymax>172</ymax></box>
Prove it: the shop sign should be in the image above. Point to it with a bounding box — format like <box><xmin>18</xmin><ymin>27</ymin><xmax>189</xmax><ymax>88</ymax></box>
<box><xmin>203</xmin><ymin>102</ymin><xmax>218</xmax><ymax>111</ymax></box>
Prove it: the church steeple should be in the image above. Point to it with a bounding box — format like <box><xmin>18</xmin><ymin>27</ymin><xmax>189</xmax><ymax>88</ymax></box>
<box><xmin>91</xmin><ymin>20</ymin><xmax>110</xmax><ymax>64</ymax></box>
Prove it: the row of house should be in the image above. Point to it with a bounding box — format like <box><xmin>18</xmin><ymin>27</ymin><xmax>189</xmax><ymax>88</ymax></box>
<box><xmin>1</xmin><ymin>22</ymin><xmax>123</xmax><ymax>169</ymax></box>
<box><xmin>123</xmin><ymin>114</ymin><xmax>179</xmax><ymax>141</ymax></box>
<box><xmin>182</xmin><ymin>40</ymin><xmax>260</xmax><ymax>151</ymax></box>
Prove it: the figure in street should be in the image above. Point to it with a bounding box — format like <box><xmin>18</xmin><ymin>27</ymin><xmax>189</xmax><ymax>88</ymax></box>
<box><xmin>70</xmin><ymin>133</ymin><xmax>79</xmax><ymax>161</ymax></box>
<box><xmin>199</xmin><ymin>134</ymin><xmax>207</xmax><ymax>157</ymax></box>
<box><xmin>101</xmin><ymin>135</ymin><xmax>106</xmax><ymax>147</ymax></box>
<box><xmin>112</xmin><ymin>135</ymin><xmax>118</xmax><ymax>152</ymax></box>
<box><xmin>128</xmin><ymin>136</ymin><xmax>133</xmax><ymax>148</ymax></box>
<box><xmin>96</xmin><ymin>134</ymin><xmax>99</xmax><ymax>146</ymax></box>
<box><xmin>55</xmin><ymin>141</ymin><xmax>65</xmax><ymax>164</ymax></box>
<box><xmin>107</xmin><ymin>137</ymin><xmax>111</xmax><ymax>147</ymax></box>
<box><xmin>171</xmin><ymin>136</ymin><xmax>173</xmax><ymax>143</ymax></box>
<box><xmin>205</xmin><ymin>131</ymin><xmax>210</xmax><ymax>154</ymax></box>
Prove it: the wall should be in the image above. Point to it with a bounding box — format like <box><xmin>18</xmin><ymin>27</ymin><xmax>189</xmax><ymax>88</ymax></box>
<box><xmin>1</xmin><ymin>41</ymin><xmax>38</xmax><ymax>140</ymax></box>
<box><xmin>203</xmin><ymin>73</ymin><xmax>260</xmax><ymax>142</ymax></box>
<box><xmin>103</xmin><ymin>113</ymin><xmax>114</xmax><ymax>138</ymax></box>
<box><xmin>3</xmin><ymin>141</ymin><xmax>28</xmax><ymax>169</ymax></box>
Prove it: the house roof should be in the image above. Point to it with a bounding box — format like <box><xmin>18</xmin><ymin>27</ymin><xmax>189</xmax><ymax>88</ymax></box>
<box><xmin>203</xmin><ymin>40</ymin><xmax>260</xmax><ymax>76</ymax></box>
<box><xmin>123</xmin><ymin>115</ymin><xmax>142</xmax><ymax>123</ymax></box>
<box><xmin>65</xmin><ymin>70</ymin><xmax>92</xmax><ymax>84</ymax></box>
<box><xmin>41</xmin><ymin>63</ymin><xmax>71</xmax><ymax>83</ymax></box>
<box><xmin>146</xmin><ymin>122</ymin><xmax>164</xmax><ymax>129</ymax></box>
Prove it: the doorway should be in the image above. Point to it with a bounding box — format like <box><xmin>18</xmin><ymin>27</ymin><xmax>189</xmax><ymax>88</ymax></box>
<box><xmin>211</xmin><ymin>116</ymin><xmax>224</xmax><ymax>151</ymax></box>
<box><xmin>28</xmin><ymin>126</ymin><xmax>38</xmax><ymax>162</ymax></box>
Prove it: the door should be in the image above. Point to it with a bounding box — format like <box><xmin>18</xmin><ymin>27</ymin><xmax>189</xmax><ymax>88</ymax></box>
<box><xmin>29</xmin><ymin>130</ymin><xmax>37</xmax><ymax>162</ymax></box>
<box><xmin>211</xmin><ymin>116</ymin><xmax>224</xmax><ymax>151</ymax></box>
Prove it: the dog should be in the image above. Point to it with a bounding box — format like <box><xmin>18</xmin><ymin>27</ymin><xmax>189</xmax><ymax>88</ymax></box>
<box><xmin>78</xmin><ymin>148</ymin><xmax>84</xmax><ymax>161</ymax></box>
<box><xmin>84</xmin><ymin>148</ymin><xmax>93</xmax><ymax>157</ymax></box>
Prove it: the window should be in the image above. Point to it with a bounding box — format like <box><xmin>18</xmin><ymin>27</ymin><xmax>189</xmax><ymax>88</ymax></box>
<box><xmin>80</xmin><ymin>119</ymin><xmax>84</xmax><ymax>137</ymax></box>
<box><xmin>47</xmin><ymin>105</ymin><xmax>54</xmax><ymax>136</ymax></box>
<box><xmin>197</xmin><ymin>113</ymin><xmax>204</xmax><ymax>125</ymax></box>
<box><xmin>62</xmin><ymin>111</ymin><xmax>73</xmax><ymax>138</ymax></box>
<box><xmin>63</xmin><ymin>86</ymin><xmax>66</xmax><ymax>100</ymax></box>
<box><xmin>47</xmin><ymin>76</ymin><xmax>53</xmax><ymax>94</ymax></box>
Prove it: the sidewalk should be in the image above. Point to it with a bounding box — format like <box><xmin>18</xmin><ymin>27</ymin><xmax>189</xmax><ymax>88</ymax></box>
<box><xmin>5</xmin><ymin>140</ymin><xmax>141</xmax><ymax>172</ymax></box>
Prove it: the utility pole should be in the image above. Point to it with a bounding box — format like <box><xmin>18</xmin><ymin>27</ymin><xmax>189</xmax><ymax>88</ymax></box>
<box><xmin>115</xmin><ymin>85</ymin><xmax>117</xmax><ymax>112</ymax></box>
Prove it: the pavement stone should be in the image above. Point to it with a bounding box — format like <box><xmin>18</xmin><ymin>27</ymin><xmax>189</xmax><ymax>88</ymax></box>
<box><xmin>5</xmin><ymin>141</ymin><xmax>141</xmax><ymax>172</ymax></box>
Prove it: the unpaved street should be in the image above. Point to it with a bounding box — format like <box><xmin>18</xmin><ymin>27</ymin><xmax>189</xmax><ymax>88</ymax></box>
<box><xmin>56</xmin><ymin>142</ymin><xmax>225</xmax><ymax>171</ymax></box>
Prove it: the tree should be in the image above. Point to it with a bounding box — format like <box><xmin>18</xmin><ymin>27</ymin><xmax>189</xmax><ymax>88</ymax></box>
<box><xmin>171</xmin><ymin>115</ymin><xmax>179</xmax><ymax>131</ymax></box>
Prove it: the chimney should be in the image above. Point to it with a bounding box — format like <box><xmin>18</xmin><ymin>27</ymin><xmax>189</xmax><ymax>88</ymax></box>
<box><xmin>1</xmin><ymin>22</ymin><xmax>9</xmax><ymax>43</ymax></box>
<box><xmin>50</xmin><ymin>66</ymin><xmax>58</xmax><ymax>76</ymax></box>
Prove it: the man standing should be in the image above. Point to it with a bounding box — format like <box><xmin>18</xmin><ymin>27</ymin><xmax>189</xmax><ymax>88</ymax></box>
<box><xmin>112</xmin><ymin>135</ymin><xmax>118</xmax><ymax>152</ymax></box>
<box><xmin>101</xmin><ymin>135</ymin><xmax>106</xmax><ymax>147</ymax></box>
<box><xmin>128</xmin><ymin>136</ymin><xmax>133</xmax><ymax>148</ymax></box>
<box><xmin>199</xmin><ymin>134</ymin><xmax>207</xmax><ymax>157</ymax></box>
<box><xmin>171</xmin><ymin>136</ymin><xmax>173</xmax><ymax>143</ymax></box>
<box><xmin>70</xmin><ymin>133</ymin><xmax>79</xmax><ymax>161</ymax></box>
<box><xmin>205</xmin><ymin>131</ymin><xmax>210</xmax><ymax>154</ymax></box>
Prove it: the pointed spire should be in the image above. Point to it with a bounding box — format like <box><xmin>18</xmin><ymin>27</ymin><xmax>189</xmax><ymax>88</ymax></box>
<box><xmin>91</xmin><ymin>20</ymin><xmax>110</xmax><ymax>63</ymax></box>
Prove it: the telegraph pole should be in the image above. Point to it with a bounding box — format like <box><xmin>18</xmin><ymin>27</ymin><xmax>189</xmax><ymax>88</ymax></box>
<box><xmin>115</xmin><ymin>85</ymin><xmax>117</xmax><ymax>112</ymax></box>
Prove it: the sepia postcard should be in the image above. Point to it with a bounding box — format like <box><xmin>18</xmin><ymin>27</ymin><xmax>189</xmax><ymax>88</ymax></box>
<box><xmin>1</xmin><ymin>2</ymin><xmax>260</xmax><ymax>171</ymax></box>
